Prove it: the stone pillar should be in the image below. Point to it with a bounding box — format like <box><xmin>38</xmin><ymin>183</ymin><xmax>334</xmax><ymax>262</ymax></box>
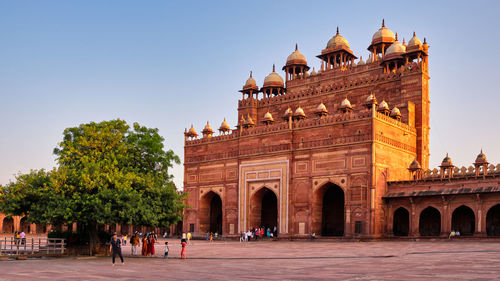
<box><xmin>441</xmin><ymin>196</ymin><xmax>450</xmax><ymax>237</ymax></box>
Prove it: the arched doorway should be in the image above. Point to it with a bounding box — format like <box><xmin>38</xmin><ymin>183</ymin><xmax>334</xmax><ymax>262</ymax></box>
<box><xmin>419</xmin><ymin>207</ymin><xmax>441</xmax><ymax>236</ymax></box>
<box><xmin>20</xmin><ymin>217</ymin><xmax>30</xmax><ymax>233</ymax></box>
<box><xmin>451</xmin><ymin>206</ymin><xmax>475</xmax><ymax>236</ymax></box>
<box><xmin>250</xmin><ymin>187</ymin><xmax>278</xmax><ymax>231</ymax></box>
<box><xmin>2</xmin><ymin>217</ymin><xmax>14</xmax><ymax>233</ymax></box>
<box><xmin>317</xmin><ymin>183</ymin><xmax>344</xmax><ymax>236</ymax></box>
<box><xmin>393</xmin><ymin>207</ymin><xmax>410</xmax><ymax>236</ymax></box>
<box><xmin>486</xmin><ymin>204</ymin><xmax>500</xmax><ymax>236</ymax></box>
<box><xmin>199</xmin><ymin>191</ymin><xmax>223</xmax><ymax>235</ymax></box>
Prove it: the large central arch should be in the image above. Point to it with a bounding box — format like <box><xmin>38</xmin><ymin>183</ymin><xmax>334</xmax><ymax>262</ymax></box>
<box><xmin>199</xmin><ymin>191</ymin><xmax>223</xmax><ymax>235</ymax></box>
<box><xmin>250</xmin><ymin>187</ymin><xmax>278</xmax><ymax>230</ymax></box>
<box><xmin>313</xmin><ymin>182</ymin><xmax>344</xmax><ymax>237</ymax></box>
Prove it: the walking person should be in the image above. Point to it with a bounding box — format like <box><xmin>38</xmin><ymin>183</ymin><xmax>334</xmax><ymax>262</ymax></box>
<box><xmin>110</xmin><ymin>233</ymin><xmax>124</xmax><ymax>266</ymax></box>
<box><xmin>141</xmin><ymin>235</ymin><xmax>148</xmax><ymax>256</ymax></box>
<box><xmin>187</xmin><ymin>232</ymin><xmax>192</xmax><ymax>244</ymax></box>
<box><xmin>180</xmin><ymin>238</ymin><xmax>187</xmax><ymax>259</ymax></box>
<box><xmin>131</xmin><ymin>232</ymin><xmax>140</xmax><ymax>255</ymax></box>
<box><xmin>150</xmin><ymin>234</ymin><xmax>156</xmax><ymax>256</ymax></box>
<box><xmin>163</xmin><ymin>242</ymin><xmax>169</xmax><ymax>259</ymax></box>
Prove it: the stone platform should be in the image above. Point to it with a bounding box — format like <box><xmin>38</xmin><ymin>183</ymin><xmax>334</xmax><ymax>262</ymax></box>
<box><xmin>1</xmin><ymin>240</ymin><xmax>499</xmax><ymax>280</ymax></box>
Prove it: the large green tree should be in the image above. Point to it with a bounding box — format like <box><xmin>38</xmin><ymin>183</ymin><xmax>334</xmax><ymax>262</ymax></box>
<box><xmin>0</xmin><ymin>120</ymin><xmax>184</xmax><ymax>254</ymax></box>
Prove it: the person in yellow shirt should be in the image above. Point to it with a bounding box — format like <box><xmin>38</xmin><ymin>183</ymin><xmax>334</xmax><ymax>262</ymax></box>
<box><xmin>186</xmin><ymin>232</ymin><xmax>192</xmax><ymax>244</ymax></box>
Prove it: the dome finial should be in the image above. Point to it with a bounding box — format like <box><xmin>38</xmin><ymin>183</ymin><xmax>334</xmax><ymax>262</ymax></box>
<box><xmin>272</xmin><ymin>64</ymin><xmax>275</xmax><ymax>72</ymax></box>
<box><xmin>395</xmin><ymin>32</ymin><xmax>398</xmax><ymax>41</ymax></box>
<box><xmin>382</xmin><ymin>19</ymin><xmax>385</xmax><ymax>27</ymax></box>
<box><xmin>336</xmin><ymin>26</ymin><xmax>339</xmax><ymax>35</ymax></box>
<box><xmin>295</xmin><ymin>43</ymin><xmax>298</xmax><ymax>51</ymax></box>
<box><xmin>250</xmin><ymin>71</ymin><xmax>252</xmax><ymax>78</ymax></box>
<box><xmin>413</xmin><ymin>31</ymin><xmax>416</xmax><ymax>37</ymax></box>
<box><xmin>423</xmin><ymin>37</ymin><xmax>427</xmax><ymax>44</ymax></box>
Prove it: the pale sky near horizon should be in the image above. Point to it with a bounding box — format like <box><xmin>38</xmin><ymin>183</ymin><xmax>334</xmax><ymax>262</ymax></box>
<box><xmin>1</xmin><ymin>0</ymin><xmax>499</xmax><ymax>189</ymax></box>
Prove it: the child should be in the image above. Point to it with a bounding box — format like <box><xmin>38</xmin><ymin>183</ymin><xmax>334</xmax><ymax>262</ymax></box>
<box><xmin>164</xmin><ymin>242</ymin><xmax>169</xmax><ymax>258</ymax></box>
<box><xmin>180</xmin><ymin>238</ymin><xmax>187</xmax><ymax>259</ymax></box>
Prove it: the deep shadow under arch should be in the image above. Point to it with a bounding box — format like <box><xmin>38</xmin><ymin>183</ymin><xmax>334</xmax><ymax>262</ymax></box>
<box><xmin>250</xmin><ymin>187</ymin><xmax>278</xmax><ymax>231</ymax></box>
<box><xmin>199</xmin><ymin>191</ymin><xmax>223</xmax><ymax>235</ymax></box>
<box><xmin>320</xmin><ymin>183</ymin><xmax>344</xmax><ymax>236</ymax></box>
<box><xmin>419</xmin><ymin>207</ymin><xmax>441</xmax><ymax>236</ymax></box>
<box><xmin>393</xmin><ymin>207</ymin><xmax>409</xmax><ymax>236</ymax></box>
<box><xmin>486</xmin><ymin>204</ymin><xmax>500</xmax><ymax>237</ymax></box>
<box><xmin>451</xmin><ymin>205</ymin><xmax>475</xmax><ymax>236</ymax></box>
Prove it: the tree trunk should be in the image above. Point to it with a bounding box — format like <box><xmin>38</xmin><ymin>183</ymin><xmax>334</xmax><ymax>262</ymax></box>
<box><xmin>86</xmin><ymin>223</ymin><xmax>99</xmax><ymax>256</ymax></box>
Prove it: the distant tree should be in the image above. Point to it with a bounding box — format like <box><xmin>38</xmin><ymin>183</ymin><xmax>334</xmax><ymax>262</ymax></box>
<box><xmin>0</xmin><ymin>119</ymin><xmax>184</xmax><ymax>254</ymax></box>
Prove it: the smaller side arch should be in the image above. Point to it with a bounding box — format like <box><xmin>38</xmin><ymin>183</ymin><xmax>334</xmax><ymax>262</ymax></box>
<box><xmin>419</xmin><ymin>206</ymin><xmax>441</xmax><ymax>237</ymax></box>
<box><xmin>393</xmin><ymin>207</ymin><xmax>410</xmax><ymax>236</ymax></box>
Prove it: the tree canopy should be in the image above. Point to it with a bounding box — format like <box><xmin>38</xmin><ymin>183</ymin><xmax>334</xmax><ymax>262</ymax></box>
<box><xmin>0</xmin><ymin>119</ymin><xmax>184</xmax><ymax>251</ymax></box>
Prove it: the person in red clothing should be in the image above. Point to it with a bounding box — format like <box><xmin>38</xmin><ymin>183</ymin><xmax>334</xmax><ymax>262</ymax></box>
<box><xmin>150</xmin><ymin>234</ymin><xmax>156</xmax><ymax>256</ymax></box>
<box><xmin>260</xmin><ymin>227</ymin><xmax>264</xmax><ymax>239</ymax></box>
<box><xmin>180</xmin><ymin>238</ymin><xmax>187</xmax><ymax>259</ymax></box>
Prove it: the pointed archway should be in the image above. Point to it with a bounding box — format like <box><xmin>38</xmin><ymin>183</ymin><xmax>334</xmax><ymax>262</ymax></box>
<box><xmin>199</xmin><ymin>191</ymin><xmax>223</xmax><ymax>235</ymax></box>
<box><xmin>419</xmin><ymin>207</ymin><xmax>441</xmax><ymax>236</ymax></box>
<box><xmin>451</xmin><ymin>205</ymin><xmax>475</xmax><ymax>236</ymax></box>
<box><xmin>2</xmin><ymin>217</ymin><xmax>14</xmax><ymax>233</ymax></box>
<box><xmin>250</xmin><ymin>187</ymin><xmax>278</xmax><ymax>231</ymax></box>
<box><xmin>486</xmin><ymin>204</ymin><xmax>500</xmax><ymax>236</ymax></box>
<box><xmin>20</xmin><ymin>217</ymin><xmax>30</xmax><ymax>233</ymax></box>
<box><xmin>312</xmin><ymin>182</ymin><xmax>344</xmax><ymax>237</ymax></box>
<box><xmin>393</xmin><ymin>207</ymin><xmax>409</xmax><ymax>236</ymax></box>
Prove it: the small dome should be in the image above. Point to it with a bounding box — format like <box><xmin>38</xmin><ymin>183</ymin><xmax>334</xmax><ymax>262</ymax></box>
<box><xmin>390</xmin><ymin>107</ymin><xmax>401</xmax><ymax>117</ymax></box>
<box><xmin>371</xmin><ymin>19</ymin><xmax>396</xmax><ymax>44</ymax></box>
<box><xmin>385</xmin><ymin>35</ymin><xmax>406</xmax><ymax>56</ymax></box>
<box><xmin>441</xmin><ymin>153</ymin><xmax>453</xmax><ymax>167</ymax></box>
<box><xmin>186</xmin><ymin>124</ymin><xmax>198</xmax><ymax>138</ymax></box>
<box><xmin>294</xmin><ymin>106</ymin><xmax>306</xmax><ymax>117</ymax></box>
<box><xmin>379</xmin><ymin>100</ymin><xmax>389</xmax><ymax>111</ymax></box>
<box><xmin>475</xmin><ymin>150</ymin><xmax>488</xmax><ymax>164</ymax></box>
<box><xmin>286</xmin><ymin>44</ymin><xmax>307</xmax><ymax>66</ymax></box>
<box><xmin>316</xmin><ymin>103</ymin><xmax>328</xmax><ymax>114</ymax></box>
<box><xmin>202</xmin><ymin>121</ymin><xmax>213</xmax><ymax>135</ymax></box>
<box><xmin>326</xmin><ymin>27</ymin><xmax>350</xmax><ymax>49</ymax></box>
<box><xmin>365</xmin><ymin>93</ymin><xmax>378</xmax><ymax>106</ymax></box>
<box><xmin>245</xmin><ymin>114</ymin><xmax>255</xmax><ymax>126</ymax></box>
<box><xmin>341</xmin><ymin>97</ymin><xmax>352</xmax><ymax>109</ymax></box>
<box><xmin>219</xmin><ymin>118</ymin><xmax>230</xmax><ymax>132</ymax></box>
<box><xmin>409</xmin><ymin>159</ymin><xmax>422</xmax><ymax>171</ymax></box>
<box><xmin>263</xmin><ymin>111</ymin><xmax>274</xmax><ymax>123</ymax></box>
<box><xmin>263</xmin><ymin>65</ymin><xmax>284</xmax><ymax>88</ymax></box>
<box><xmin>243</xmin><ymin>71</ymin><xmax>258</xmax><ymax>90</ymax></box>
<box><xmin>357</xmin><ymin>56</ymin><xmax>365</xmax><ymax>66</ymax></box>
<box><xmin>310</xmin><ymin>67</ymin><xmax>317</xmax><ymax>76</ymax></box>
<box><xmin>408</xmin><ymin>32</ymin><xmax>422</xmax><ymax>48</ymax></box>
<box><xmin>283</xmin><ymin>107</ymin><xmax>292</xmax><ymax>118</ymax></box>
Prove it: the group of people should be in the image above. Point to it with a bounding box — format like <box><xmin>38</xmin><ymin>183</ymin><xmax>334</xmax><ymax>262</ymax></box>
<box><xmin>13</xmin><ymin>231</ymin><xmax>26</xmax><ymax>245</ymax></box>
<box><xmin>109</xmin><ymin>232</ymin><xmax>188</xmax><ymax>266</ymax></box>
<box><xmin>449</xmin><ymin>230</ymin><xmax>462</xmax><ymax>239</ymax></box>
<box><xmin>240</xmin><ymin>226</ymin><xmax>277</xmax><ymax>242</ymax></box>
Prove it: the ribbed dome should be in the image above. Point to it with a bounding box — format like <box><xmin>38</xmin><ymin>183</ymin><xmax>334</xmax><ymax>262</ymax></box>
<box><xmin>310</xmin><ymin>67</ymin><xmax>317</xmax><ymax>76</ymax></box>
<box><xmin>243</xmin><ymin>71</ymin><xmax>258</xmax><ymax>90</ymax></box>
<box><xmin>245</xmin><ymin>114</ymin><xmax>255</xmax><ymax>126</ymax></box>
<box><xmin>408</xmin><ymin>32</ymin><xmax>422</xmax><ymax>48</ymax></box>
<box><xmin>294</xmin><ymin>106</ymin><xmax>306</xmax><ymax>117</ymax></box>
<box><xmin>475</xmin><ymin>150</ymin><xmax>488</xmax><ymax>164</ymax></box>
<box><xmin>371</xmin><ymin>19</ymin><xmax>396</xmax><ymax>44</ymax></box>
<box><xmin>390</xmin><ymin>107</ymin><xmax>401</xmax><ymax>118</ymax></box>
<box><xmin>385</xmin><ymin>37</ymin><xmax>406</xmax><ymax>56</ymax></box>
<box><xmin>219</xmin><ymin>118</ymin><xmax>230</xmax><ymax>132</ymax></box>
<box><xmin>263</xmin><ymin>111</ymin><xmax>274</xmax><ymax>123</ymax></box>
<box><xmin>316</xmin><ymin>103</ymin><xmax>328</xmax><ymax>114</ymax></box>
<box><xmin>341</xmin><ymin>97</ymin><xmax>352</xmax><ymax>109</ymax></box>
<box><xmin>379</xmin><ymin>100</ymin><xmax>389</xmax><ymax>110</ymax></box>
<box><xmin>186</xmin><ymin>124</ymin><xmax>198</xmax><ymax>138</ymax></box>
<box><xmin>365</xmin><ymin>93</ymin><xmax>377</xmax><ymax>106</ymax></box>
<box><xmin>409</xmin><ymin>159</ymin><xmax>421</xmax><ymax>171</ymax></box>
<box><xmin>326</xmin><ymin>27</ymin><xmax>350</xmax><ymax>49</ymax></box>
<box><xmin>286</xmin><ymin>44</ymin><xmax>307</xmax><ymax>66</ymax></box>
<box><xmin>283</xmin><ymin>107</ymin><xmax>292</xmax><ymax>118</ymax></box>
<box><xmin>202</xmin><ymin>121</ymin><xmax>213</xmax><ymax>135</ymax></box>
<box><xmin>263</xmin><ymin>65</ymin><xmax>284</xmax><ymax>88</ymax></box>
<box><xmin>441</xmin><ymin>153</ymin><xmax>453</xmax><ymax>167</ymax></box>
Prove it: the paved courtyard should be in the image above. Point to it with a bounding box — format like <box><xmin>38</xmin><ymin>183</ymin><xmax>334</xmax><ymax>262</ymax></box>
<box><xmin>1</xmin><ymin>239</ymin><xmax>500</xmax><ymax>280</ymax></box>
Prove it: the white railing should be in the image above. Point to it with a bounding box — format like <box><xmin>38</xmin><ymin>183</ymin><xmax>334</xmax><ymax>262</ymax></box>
<box><xmin>0</xmin><ymin>237</ymin><xmax>66</xmax><ymax>256</ymax></box>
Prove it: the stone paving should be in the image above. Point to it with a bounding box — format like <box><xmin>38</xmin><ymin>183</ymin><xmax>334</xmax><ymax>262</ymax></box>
<box><xmin>1</xmin><ymin>239</ymin><xmax>500</xmax><ymax>280</ymax></box>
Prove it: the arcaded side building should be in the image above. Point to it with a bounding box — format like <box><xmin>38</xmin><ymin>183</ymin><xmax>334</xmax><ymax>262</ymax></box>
<box><xmin>182</xmin><ymin>21</ymin><xmax>500</xmax><ymax>238</ymax></box>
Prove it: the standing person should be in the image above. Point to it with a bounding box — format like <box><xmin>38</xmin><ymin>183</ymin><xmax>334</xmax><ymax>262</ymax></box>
<box><xmin>209</xmin><ymin>232</ymin><xmax>213</xmax><ymax>243</ymax></box>
<box><xmin>110</xmin><ymin>233</ymin><xmax>124</xmax><ymax>266</ymax></box>
<box><xmin>163</xmin><ymin>242</ymin><xmax>169</xmax><ymax>259</ymax></box>
<box><xmin>180</xmin><ymin>238</ymin><xmax>187</xmax><ymax>259</ymax></box>
<box><xmin>20</xmin><ymin>231</ymin><xmax>26</xmax><ymax>245</ymax></box>
<box><xmin>150</xmin><ymin>234</ymin><xmax>156</xmax><ymax>256</ymax></box>
<box><xmin>123</xmin><ymin>234</ymin><xmax>127</xmax><ymax>246</ymax></box>
<box><xmin>146</xmin><ymin>234</ymin><xmax>152</xmax><ymax>256</ymax></box>
<box><xmin>141</xmin><ymin>235</ymin><xmax>148</xmax><ymax>256</ymax></box>
<box><xmin>187</xmin><ymin>232</ymin><xmax>192</xmax><ymax>244</ymax></box>
<box><xmin>131</xmin><ymin>233</ymin><xmax>140</xmax><ymax>255</ymax></box>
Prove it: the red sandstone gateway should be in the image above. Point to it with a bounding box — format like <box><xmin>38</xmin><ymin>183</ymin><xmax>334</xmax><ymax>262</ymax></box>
<box><xmin>181</xmin><ymin>21</ymin><xmax>500</xmax><ymax>239</ymax></box>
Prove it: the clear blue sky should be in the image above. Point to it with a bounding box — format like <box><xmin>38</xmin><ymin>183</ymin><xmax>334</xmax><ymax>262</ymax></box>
<box><xmin>1</xmin><ymin>0</ymin><xmax>499</xmax><ymax>188</ymax></box>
